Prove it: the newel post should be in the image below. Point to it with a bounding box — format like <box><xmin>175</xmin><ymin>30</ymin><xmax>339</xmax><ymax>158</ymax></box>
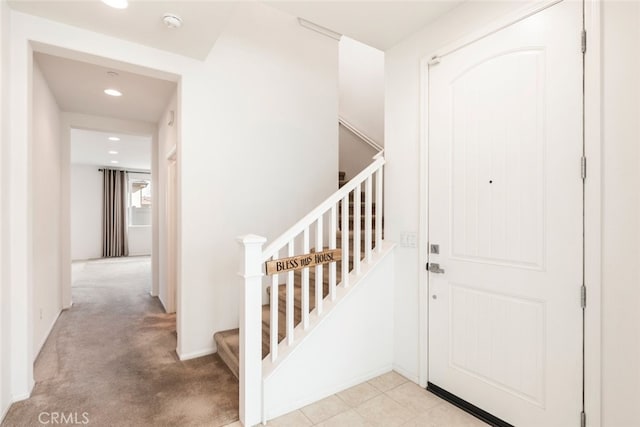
<box><xmin>238</xmin><ymin>234</ymin><xmax>267</xmax><ymax>427</ymax></box>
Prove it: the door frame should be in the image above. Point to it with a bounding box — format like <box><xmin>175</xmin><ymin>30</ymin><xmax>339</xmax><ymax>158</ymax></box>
<box><xmin>165</xmin><ymin>149</ymin><xmax>178</xmax><ymax>313</ymax></box>
<box><xmin>6</xmin><ymin>10</ymin><xmax>187</xmax><ymax>399</ymax></box>
<box><xmin>417</xmin><ymin>0</ymin><xmax>602</xmax><ymax>424</ymax></box>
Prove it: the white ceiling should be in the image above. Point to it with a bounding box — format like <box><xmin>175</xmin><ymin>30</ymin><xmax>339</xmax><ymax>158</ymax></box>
<box><xmin>268</xmin><ymin>1</ymin><xmax>463</xmax><ymax>50</ymax></box>
<box><xmin>34</xmin><ymin>52</ymin><xmax>176</xmax><ymax>123</ymax></box>
<box><xmin>11</xmin><ymin>1</ymin><xmax>463</xmax><ymax>56</ymax></box>
<box><xmin>9</xmin><ymin>0</ymin><xmax>240</xmax><ymax>60</ymax></box>
<box><xmin>71</xmin><ymin>128</ymin><xmax>151</xmax><ymax>170</ymax></box>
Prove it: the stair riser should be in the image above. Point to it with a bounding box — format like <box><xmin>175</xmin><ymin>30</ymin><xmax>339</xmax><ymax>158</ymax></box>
<box><xmin>338</xmin><ymin>205</ymin><xmax>376</xmax><ymax>216</ymax></box>
<box><xmin>264</xmin><ymin>282</ymin><xmax>334</xmax><ymax>337</ymax></box>
<box><xmin>337</xmin><ymin>235</ymin><xmax>377</xmax><ymax>246</ymax></box>
<box><xmin>271</xmin><ymin>286</ymin><xmax>329</xmax><ymax>314</ymax></box>
<box><xmin>347</xmin><ymin>191</ymin><xmax>367</xmax><ymax>200</ymax></box>
<box><xmin>346</xmin><ymin>217</ymin><xmax>382</xmax><ymax>227</ymax></box>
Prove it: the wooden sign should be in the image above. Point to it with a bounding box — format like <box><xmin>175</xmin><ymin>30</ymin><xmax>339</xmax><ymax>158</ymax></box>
<box><xmin>265</xmin><ymin>249</ymin><xmax>342</xmax><ymax>275</ymax></box>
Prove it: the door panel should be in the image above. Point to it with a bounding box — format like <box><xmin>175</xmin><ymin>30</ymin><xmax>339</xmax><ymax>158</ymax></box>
<box><xmin>450</xmin><ymin>49</ymin><xmax>545</xmax><ymax>269</ymax></box>
<box><xmin>449</xmin><ymin>284</ymin><xmax>545</xmax><ymax>406</ymax></box>
<box><xmin>428</xmin><ymin>2</ymin><xmax>582</xmax><ymax>426</ymax></box>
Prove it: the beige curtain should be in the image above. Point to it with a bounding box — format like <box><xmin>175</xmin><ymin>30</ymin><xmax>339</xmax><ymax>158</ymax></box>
<box><xmin>102</xmin><ymin>169</ymin><xmax>129</xmax><ymax>257</ymax></box>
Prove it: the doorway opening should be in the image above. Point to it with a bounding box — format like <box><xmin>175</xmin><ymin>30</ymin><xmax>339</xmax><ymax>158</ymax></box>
<box><xmin>30</xmin><ymin>49</ymin><xmax>180</xmax><ymax>373</ymax></box>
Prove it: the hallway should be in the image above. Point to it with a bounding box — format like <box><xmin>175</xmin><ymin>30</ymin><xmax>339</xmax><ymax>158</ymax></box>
<box><xmin>2</xmin><ymin>257</ymin><xmax>239</xmax><ymax>427</ymax></box>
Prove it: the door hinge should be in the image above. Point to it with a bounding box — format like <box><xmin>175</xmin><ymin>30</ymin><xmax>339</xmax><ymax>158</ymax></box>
<box><xmin>581</xmin><ymin>30</ymin><xmax>587</xmax><ymax>54</ymax></box>
<box><xmin>581</xmin><ymin>285</ymin><xmax>587</xmax><ymax>309</ymax></box>
<box><xmin>580</xmin><ymin>410</ymin><xmax>586</xmax><ymax>427</ymax></box>
<box><xmin>581</xmin><ymin>156</ymin><xmax>587</xmax><ymax>180</ymax></box>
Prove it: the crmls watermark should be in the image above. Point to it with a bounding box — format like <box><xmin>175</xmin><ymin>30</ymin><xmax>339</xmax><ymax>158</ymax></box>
<box><xmin>38</xmin><ymin>412</ymin><xmax>90</xmax><ymax>425</ymax></box>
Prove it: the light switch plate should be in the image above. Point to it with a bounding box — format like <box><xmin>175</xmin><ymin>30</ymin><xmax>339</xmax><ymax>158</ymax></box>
<box><xmin>400</xmin><ymin>232</ymin><xmax>418</xmax><ymax>248</ymax></box>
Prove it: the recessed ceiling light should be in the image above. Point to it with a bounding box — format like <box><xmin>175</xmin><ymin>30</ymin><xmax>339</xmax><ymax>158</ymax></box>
<box><xmin>101</xmin><ymin>0</ymin><xmax>128</xmax><ymax>9</ymax></box>
<box><xmin>108</xmin><ymin>137</ymin><xmax>120</xmax><ymax>141</ymax></box>
<box><xmin>163</xmin><ymin>13</ymin><xmax>183</xmax><ymax>29</ymax></box>
<box><xmin>110</xmin><ymin>160</ymin><xmax>119</xmax><ymax>164</ymax></box>
<box><xmin>108</xmin><ymin>150</ymin><xmax>119</xmax><ymax>155</ymax></box>
<box><xmin>104</xmin><ymin>88</ymin><xmax>122</xmax><ymax>97</ymax></box>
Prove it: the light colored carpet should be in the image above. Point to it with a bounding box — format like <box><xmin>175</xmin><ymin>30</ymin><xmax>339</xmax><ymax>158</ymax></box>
<box><xmin>2</xmin><ymin>257</ymin><xmax>238</xmax><ymax>427</ymax></box>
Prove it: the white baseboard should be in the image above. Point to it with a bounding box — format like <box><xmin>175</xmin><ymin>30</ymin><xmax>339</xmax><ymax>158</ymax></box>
<box><xmin>265</xmin><ymin>364</ymin><xmax>393</xmax><ymax>421</ymax></box>
<box><xmin>7</xmin><ymin>385</ymin><xmax>34</xmax><ymax>422</ymax></box>
<box><xmin>176</xmin><ymin>346</ymin><xmax>216</xmax><ymax>361</ymax></box>
<box><xmin>392</xmin><ymin>364</ymin><xmax>420</xmax><ymax>385</ymax></box>
<box><xmin>11</xmin><ymin>391</ymin><xmax>31</xmax><ymax>401</ymax></box>
<box><xmin>34</xmin><ymin>310</ymin><xmax>62</xmax><ymax>361</ymax></box>
<box><xmin>0</xmin><ymin>399</ymin><xmax>11</xmax><ymax>424</ymax></box>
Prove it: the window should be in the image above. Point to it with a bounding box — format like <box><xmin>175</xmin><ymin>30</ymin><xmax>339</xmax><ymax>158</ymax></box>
<box><xmin>128</xmin><ymin>175</ymin><xmax>151</xmax><ymax>226</ymax></box>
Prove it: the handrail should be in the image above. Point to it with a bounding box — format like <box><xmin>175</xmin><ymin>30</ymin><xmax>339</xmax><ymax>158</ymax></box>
<box><xmin>339</xmin><ymin>116</ymin><xmax>384</xmax><ymax>153</ymax></box>
<box><xmin>261</xmin><ymin>156</ymin><xmax>385</xmax><ymax>262</ymax></box>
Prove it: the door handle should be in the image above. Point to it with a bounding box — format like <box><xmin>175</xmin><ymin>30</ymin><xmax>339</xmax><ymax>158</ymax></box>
<box><xmin>427</xmin><ymin>263</ymin><xmax>445</xmax><ymax>274</ymax></box>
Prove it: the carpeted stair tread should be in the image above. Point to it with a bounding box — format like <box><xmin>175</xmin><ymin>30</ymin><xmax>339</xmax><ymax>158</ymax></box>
<box><xmin>213</xmin><ymin>328</ymin><xmax>240</xmax><ymax>379</ymax></box>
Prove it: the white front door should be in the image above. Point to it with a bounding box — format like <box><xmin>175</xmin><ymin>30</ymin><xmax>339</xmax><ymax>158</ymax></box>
<box><xmin>427</xmin><ymin>2</ymin><xmax>583</xmax><ymax>426</ymax></box>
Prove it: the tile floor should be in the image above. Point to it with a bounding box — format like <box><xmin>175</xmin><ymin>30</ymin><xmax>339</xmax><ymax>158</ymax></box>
<box><xmin>224</xmin><ymin>371</ymin><xmax>488</xmax><ymax>427</ymax></box>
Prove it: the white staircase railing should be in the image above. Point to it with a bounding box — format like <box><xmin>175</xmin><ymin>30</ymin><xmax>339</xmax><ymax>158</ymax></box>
<box><xmin>237</xmin><ymin>154</ymin><xmax>385</xmax><ymax>426</ymax></box>
<box><xmin>339</xmin><ymin>116</ymin><xmax>384</xmax><ymax>153</ymax></box>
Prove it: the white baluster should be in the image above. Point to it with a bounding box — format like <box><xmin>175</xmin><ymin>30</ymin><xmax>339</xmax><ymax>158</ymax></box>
<box><xmin>237</xmin><ymin>234</ymin><xmax>265</xmax><ymax>427</ymax></box>
<box><xmin>365</xmin><ymin>175</ymin><xmax>372</xmax><ymax>263</ymax></box>
<box><xmin>354</xmin><ymin>183</ymin><xmax>361</xmax><ymax>275</ymax></box>
<box><xmin>329</xmin><ymin>205</ymin><xmax>337</xmax><ymax>300</ymax></box>
<box><xmin>341</xmin><ymin>195</ymin><xmax>349</xmax><ymax>287</ymax></box>
<box><xmin>302</xmin><ymin>227</ymin><xmax>310</xmax><ymax>329</ymax></box>
<box><xmin>270</xmin><ymin>269</ymin><xmax>278</xmax><ymax>362</ymax></box>
<box><xmin>286</xmin><ymin>240</ymin><xmax>294</xmax><ymax>345</ymax></box>
<box><xmin>315</xmin><ymin>217</ymin><xmax>323</xmax><ymax>315</ymax></box>
<box><xmin>376</xmin><ymin>165</ymin><xmax>383</xmax><ymax>253</ymax></box>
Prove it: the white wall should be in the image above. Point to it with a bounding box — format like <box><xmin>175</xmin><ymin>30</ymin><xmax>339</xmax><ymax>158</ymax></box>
<box><xmin>7</xmin><ymin>2</ymin><xmax>339</xmax><ymax>397</ymax></box>
<box><xmin>338</xmin><ymin>123</ymin><xmax>378</xmax><ymax>181</ymax></box>
<box><xmin>601</xmin><ymin>2</ymin><xmax>640</xmax><ymax>426</ymax></box>
<box><xmin>128</xmin><ymin>226</ymin><xmax>151</xmax><ymax>256</ymax></box>
<box><xmin>264</xmin><ymin>245</ymin><xmax>395</xmax><ymax>420</ymax></box>
<box><xmin>0</xmin><ymin>0</ymin><xmax>11</xmax><ymax>421</ymax></box>
<box><xmin>385</xmin><ymin>0</ymin><xmax>525</xmax><ymax>384</ymax></box>
<box><xmin>339</xmin><ymin>36</ymin><xmax>384</xmax><ymax>144</ymax></box>
<box><xmin>70</xmin><ymin>165</ymin><xmax>102</xmax><ymax>260</ymax></box>
<box><xmin>157</xmin><ymin>90</ymin><xmax>178</xmax><ymax>312</ymax></box>
<box><xmin>178</xmin><ymin>3</ymin><xmax>338</xmax><ymax>359</ymax></box>
<box><xmin>31</xmin><ymin>60</ymin><xmax>62</xmax><ymax>358</ymax></box>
